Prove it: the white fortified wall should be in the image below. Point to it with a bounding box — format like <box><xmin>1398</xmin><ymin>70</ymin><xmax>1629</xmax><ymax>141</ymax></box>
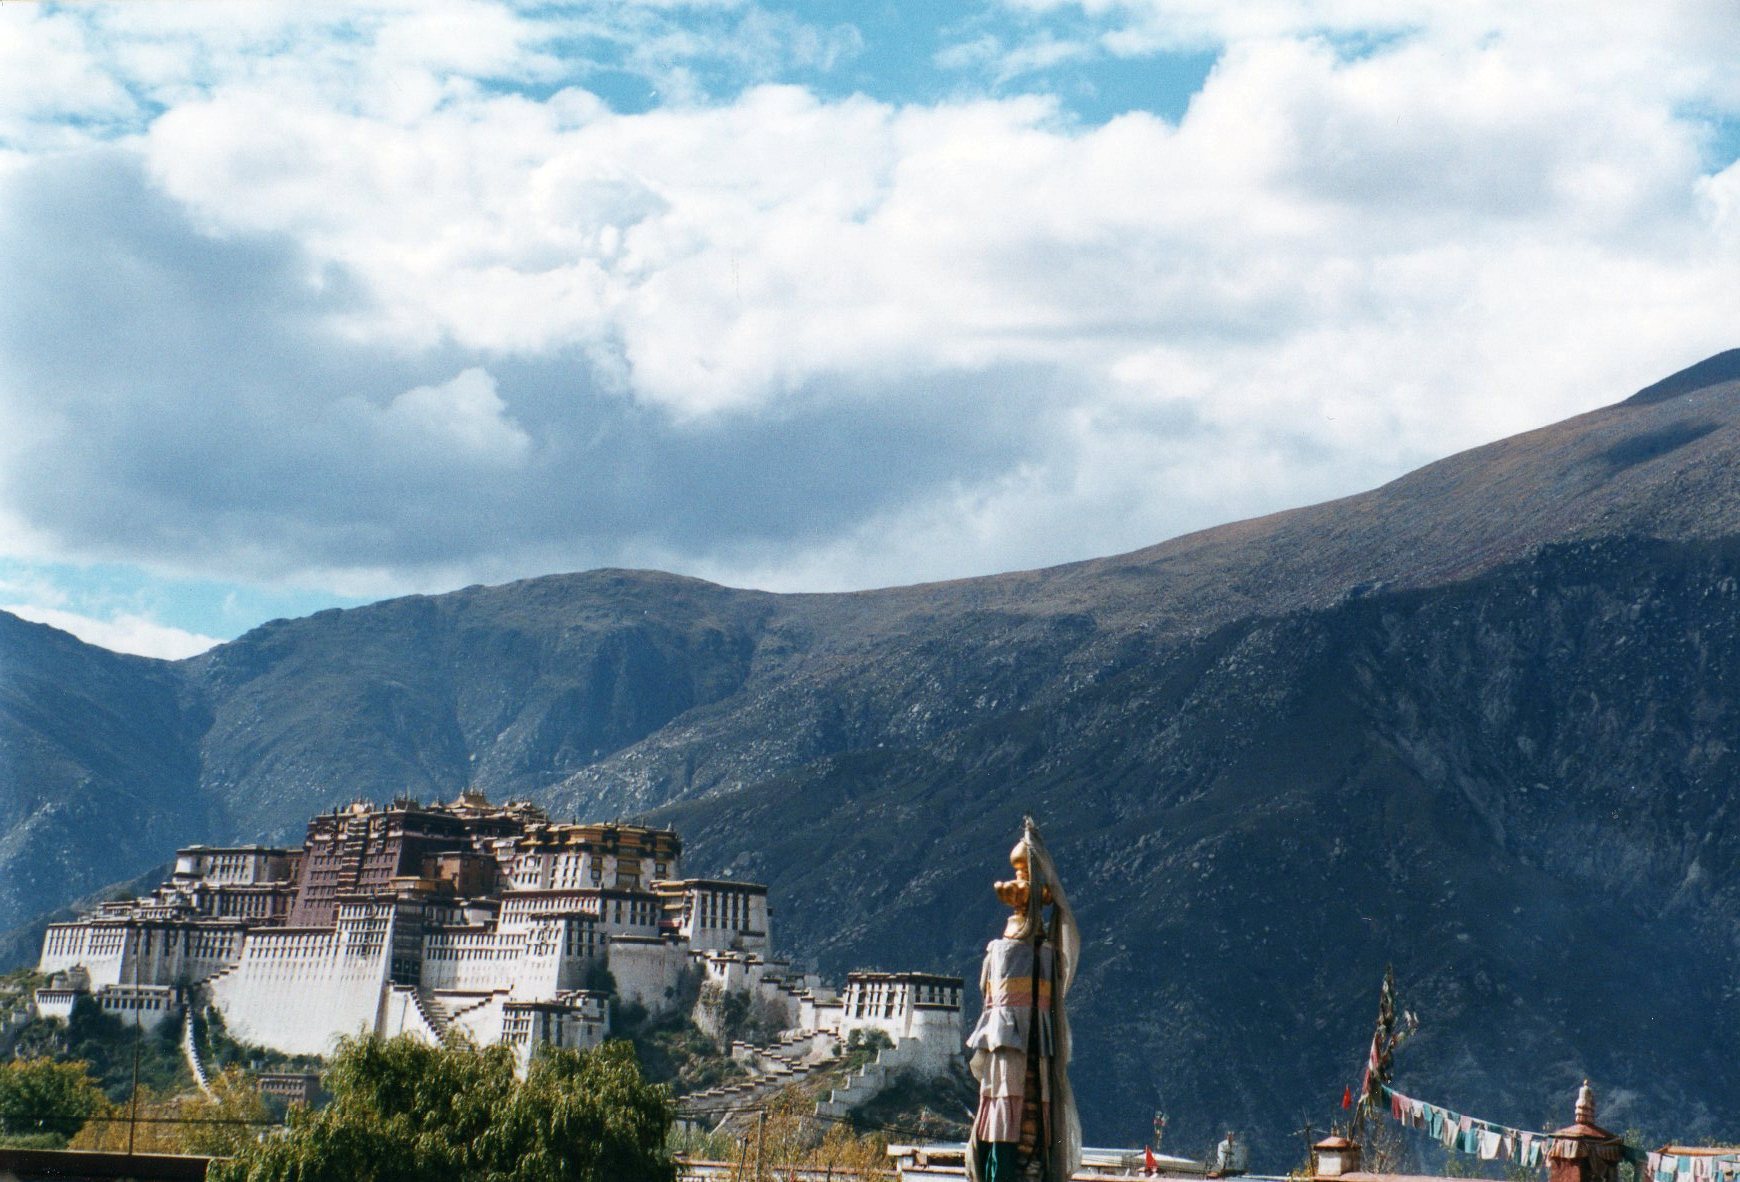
<box><xmin>421</xmin><ymin>929</ymin><xmax>523</xmax><ymax>993</ymax></box>
<box><xmin>512</xmin><ymin>917</ymin><xmax>598</xmax><ymax>999</ymax></box>
<box><xmin>607</xmin><ymin>936</ymin><xmax>688</xmax><ymax>1014</ymax></box>
<box><xmin>209</xmin><ymin>923</ymin><xmax>394</xmax><ymax>1056</ymax></box>
<box><xmin>40</xmin><ymin>923</ymin><xmax>244</xmax><ymax>990</ymax></box>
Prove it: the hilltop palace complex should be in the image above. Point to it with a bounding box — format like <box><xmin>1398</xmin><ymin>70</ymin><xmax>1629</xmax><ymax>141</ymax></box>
<box><xmin>34</xmin><ymin>791</ymin><xmax>962</xmax><ymax>1086</ymax></box>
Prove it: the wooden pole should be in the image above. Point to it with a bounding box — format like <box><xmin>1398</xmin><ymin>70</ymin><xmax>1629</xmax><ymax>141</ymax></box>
<box><xmin>756</xmin><ymin>1108</ymin><xmax>768</xmax><ymax>1182</ymax></box>
<box><xmin>127</xmin><ymin>924</ymin><xmax>142</xmax><ymax>1155</ymax></box>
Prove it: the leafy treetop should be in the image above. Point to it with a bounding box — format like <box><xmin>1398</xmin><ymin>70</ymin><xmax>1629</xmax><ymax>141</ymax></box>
<box><xmin>213</xmin><ymin>1035</ymin><xmax>676</xmax><ymax>1182</ymax></box>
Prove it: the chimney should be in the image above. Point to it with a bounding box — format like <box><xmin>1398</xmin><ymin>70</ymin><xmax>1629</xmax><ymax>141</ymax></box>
<box><xmin>1313</xmin><ymin>1135</ymin><xmax>1362</xmax><ymax>1178</ymax></box>
<box><xmin>1547</xmin><ymin>1081</ymin><xmax>1625</xmax><ymax>1182</ymax></box>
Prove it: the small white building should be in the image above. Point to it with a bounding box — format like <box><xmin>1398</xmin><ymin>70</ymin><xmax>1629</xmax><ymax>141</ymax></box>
<box><xmin>836</xmin><ymin>972</ymin><xmax>964</xmax><ymax>1074</ymax></box>
<box><xmin>33</xmin><ymin>969</ymin><xmax>180</xmax><ymax>1034</ymax></box>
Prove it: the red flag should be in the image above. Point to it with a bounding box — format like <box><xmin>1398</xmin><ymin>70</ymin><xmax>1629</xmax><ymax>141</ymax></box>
<box><xmin>1146</xmin><ymin>1146</ymin><xmax>1158</xmax><ymax>1174</ymax></box>
<box><xmin>1341</xmin><ymin>1085</ymin><xmax>1353</xmax><ymax>1109</ymax></box>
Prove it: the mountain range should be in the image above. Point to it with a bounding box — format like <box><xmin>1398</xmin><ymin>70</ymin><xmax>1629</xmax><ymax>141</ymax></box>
<box><xmin>7</xmin><ymin>349</ymin><xmax>1740</xmax><ymax>1162</ymax></box>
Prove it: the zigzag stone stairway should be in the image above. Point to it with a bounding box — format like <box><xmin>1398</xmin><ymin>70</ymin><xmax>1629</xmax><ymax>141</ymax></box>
<box><xmin>679</xmin><ymin>1030</ymin><xmax>847</xmax><ymax>1131</ymax></box>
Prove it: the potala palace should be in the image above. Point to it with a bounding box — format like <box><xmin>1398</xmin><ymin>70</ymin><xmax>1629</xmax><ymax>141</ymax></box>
<box><xmin>34</xmin><ymin>791</ymin><xmax>962</xmax><ymax>1092</ymax></box>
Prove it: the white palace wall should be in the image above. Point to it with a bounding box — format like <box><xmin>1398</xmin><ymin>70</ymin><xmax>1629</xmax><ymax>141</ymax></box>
<box><xmin>512</xmin><ymin>917</ymin><xmax>599</xmax><ymax>999</ymax></box>
<box><xmin>40</xmin><ymin>923</ymin><xmax>245</xmax><ymax>990</ymax></box>
<box><xmin>209</xmin><ymin>921</ymin><xmax>395</xmax><ymax>1057</ymax></box>
<box><xmin>608</xmin><ymin>936</ymin><xmax>688</xmax><ymax>1013</ymax></box>
<box><xmin>39</xmin><ymin>926</ymin><xmax>92</xmax><ymax>978</ymax></box>
<box><xmin>421</xmin><ymin>929</ymin><xmax>523</xmax><ymax>993</ymax></box>
<box><xmin>421</xmin><ymin>916</ymin><xmax>605</xmax><ymax>999</ymax></box>
<box><xmin>40</xmin><ymin>924</ymin><xmax>131</xmax><ymax>988</ymax></box>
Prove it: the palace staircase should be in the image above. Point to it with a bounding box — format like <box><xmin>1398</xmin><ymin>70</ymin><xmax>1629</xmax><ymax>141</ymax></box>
<box><xmin>678</xmin><ymin>1030</ymin><xmax>844</xmax><ymax>1133</ymax></box>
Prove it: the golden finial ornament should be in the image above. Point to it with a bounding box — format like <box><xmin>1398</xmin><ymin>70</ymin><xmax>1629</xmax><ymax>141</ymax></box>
<box><xmin>993</xmin><ymin>820</ymin><xmax>1057</xmax><ymax>940</ymax></box>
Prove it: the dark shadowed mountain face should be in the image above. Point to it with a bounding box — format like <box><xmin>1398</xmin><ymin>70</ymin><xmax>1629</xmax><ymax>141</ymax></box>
<box><xmin>0</xmin><ymin>612</ymin><xmax>212</xmax><ymax>930</ymax></box>
<box><xmin>5</xmin><ymin>352</ymin><xmax>1740</xmax><ymax>1163</ymax></box>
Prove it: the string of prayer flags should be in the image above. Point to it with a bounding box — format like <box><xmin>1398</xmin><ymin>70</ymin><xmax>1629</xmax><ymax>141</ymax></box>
<box><xmin>1379</xmin><ymin>1085</ymin><xmax>1551</xmax><ymax>1169</ymax></box>
<box><xmin>1647</xmin><ymin>1153</ymin><xmax>1740</xmax><ymax>1182</ymax></box>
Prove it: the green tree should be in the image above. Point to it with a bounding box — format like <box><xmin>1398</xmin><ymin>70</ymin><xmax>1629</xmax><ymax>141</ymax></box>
<box><xmin>0</xmin><ymin>1057</ymin><xmax>106</xmax><ymax>1142</ymax></box>
<box><xmin>214</xmin><ymin>1036</ymin><xmax>675</xmax><ymax>1182</ymax></box>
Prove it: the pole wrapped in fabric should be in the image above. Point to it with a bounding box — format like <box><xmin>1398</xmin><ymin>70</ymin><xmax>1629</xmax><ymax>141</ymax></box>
<box><xmin>966</xmin><ymin>817</ymin><xmax>1081</xmax><ymax>1182</ymax></box>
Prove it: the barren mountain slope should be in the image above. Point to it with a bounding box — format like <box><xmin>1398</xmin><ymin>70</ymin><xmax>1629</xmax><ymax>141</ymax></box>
<box><xmin>5</xmin><ymin>351</ymin><xmax>1740</xmax><ymax>1160</ymax></box>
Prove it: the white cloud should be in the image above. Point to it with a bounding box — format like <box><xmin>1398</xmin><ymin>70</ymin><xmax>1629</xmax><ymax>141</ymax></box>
<box><xmin>3</xmin><ymin>603</ymin><xmax>221</xmax><ymax>660</ymax></box>
<box><xmin>0</xmin><ymin>1</ymin><xmax>1738</xmax><ymax>610</ymax></box>
<box><xmin>0</xmin><ymin>8</ymin><xmax>138</xmax><ymax>148</ymax></box>
<box><xmin>372</xmin><ymin>368</ymin><xmax>532</xmax><ymax>464</ymax></box>
<box><xmin>126</xmin><ymin>35</ymin><xmax>1738</xmax><ymax>425</ymax></box>
<box><xmin>1010</xmin><ymin>0</ymin><xmax>1740</xmax><ymax>95</ymax></box>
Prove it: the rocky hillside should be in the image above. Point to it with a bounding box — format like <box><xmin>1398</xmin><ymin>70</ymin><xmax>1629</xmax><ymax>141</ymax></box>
<box><xmin>0</xmin><ymin>612</ymin><xmax>212</xmax><ymax>935</ymax></box>
<box><xmin>5</xmin><ymin>349</ymin><xmax>1740</xmax><ymax>1163</ymax></box>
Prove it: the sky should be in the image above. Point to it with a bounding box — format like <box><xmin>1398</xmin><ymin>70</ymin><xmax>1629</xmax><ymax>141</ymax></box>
<box><xmin>1</xmin><ymin>1</ymin><xmax>1738</xmax><ymax>659</ymax></box>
